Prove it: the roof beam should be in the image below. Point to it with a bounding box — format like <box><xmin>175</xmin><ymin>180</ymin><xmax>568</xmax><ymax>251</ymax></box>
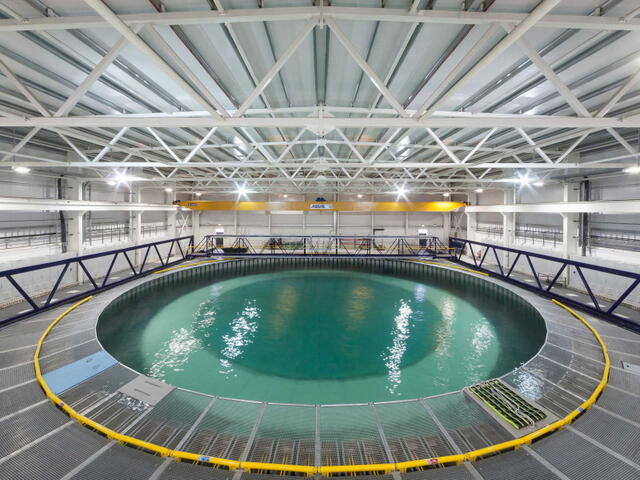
<box><xmin>465</xmin><ymin>200</ymin><xmax>640</xmax><ymax>214</ymax></box>
<box><xmin>4</xmin><ymin>114</ymin><xmax>640</xmax><ymax>129</ymax></box>
<box><xmin>326</xmin><ymin>17</ymin><xmax>408</xmax><ymax>117</ymax></box>
<box><xmin>142</xmin><ymin>25</ymin><xmax>230</xmax><ymax>117</ymax></box>
<box><xmin>413</xmin><ymin>23</ymin><xmax>500</xmax><ymax>117</ymax></box>
<box><xmin>421</xmin><ymin>0</ymin><xmax>562</xmax><ymax>118</ymax></box>
<box><xmin>513</xmin><ymin>31</ymin><xmax>637</xmax><ymax>154</ymax></box>
<box><xmin>2</xmin><ymin>161</ymin><xmax>632</xmax><ymax>170</ymax></box>
<box><xmin>234</xmin><ymin>17</ymin><xmax>317</xmax><ymax>117</ymax></box>
<box><xmin>83</xmin><ymin>0</ymin><xmax>224</xmax><ymax>119</ymax></box>
<box><xmin>3</xmin><ymin>8</ymin><xmax>640</xmax><ymax>33</ymax></box>
<box><xmin>0</xmin><ymin>196</ymin><xmax>176</xmax><ymax>212</ymax></box>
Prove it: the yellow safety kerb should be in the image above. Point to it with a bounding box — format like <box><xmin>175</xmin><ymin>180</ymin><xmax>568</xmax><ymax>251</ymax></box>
<box><xmin>413</xmin><ymin>259</ymin><xmax>489</xmax><ymax>277</ymax></box>
<box><xmin>154</xmin><ymin>258</ymin><xmax>229</xmax><ymax>274</ymax></box>
<box><xmin>34</xmin><ymin>293</ymin><xmax>608</xmax><ymax>476</ymax></box>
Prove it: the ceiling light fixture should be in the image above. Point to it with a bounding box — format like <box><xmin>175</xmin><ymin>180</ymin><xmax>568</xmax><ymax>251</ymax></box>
<box><xmin>442</xmin><ymin>192</ymin><xmax>450</xmax><ymax>198</ymax></box>
<box><xmin>357</xmin><ymin>194</ymin><xmax>363</xmax><ymax>198</ymax></box>
<box><xmin>12</xmin><ymin>165</ymin><xmax>30</xmax><ymax>174</ymax></box>
<box><xmin>502</xmin><ymin>176</ymin><xmax>533</xmax><ymax>185</ymax></box>
<box><xmin>164</xmin><ymin>187</ymin><xmax>173</xmax><ymax>193</ymax></box>
<box><xmin>195</xmin><ymin>192</ymin><xmax>202</xmax><ymax>197</ymax></box>
<box><xmin>110</xmin><ymin>170</ymin><xmax>139</xmax><ymax>186</ymax></box>
<box><xmin>235</xmin><ymin>183</ymin><xmax>250</xmax><ymax>198</ymax></box>
<box><xmin>624</xmin><ymin>166</ymin><xmax>640</xmax><ymax>174</ymax></box>
<box><xmin>475</xmin><ymin>188</ymin><xmax>484</xmax><ymax>193</ymax></box>
<box><xmin>283</xmin><ymin>194</ymin><xmax>288</xmax><ymax>198</ymax></box>
<box><xmin>394</xmin><ymin>185</ymin><xmax>408</xmax><ymax>200</ymax></box>
<box><xmin>533</xmin><ymin>181</ymin><xmax>545</xmax><ymax>187</ymax></box>
<box><xmin>107</xmin><ymin>180</ymin><xmax>117</xmax><ymax>186</ymax></box>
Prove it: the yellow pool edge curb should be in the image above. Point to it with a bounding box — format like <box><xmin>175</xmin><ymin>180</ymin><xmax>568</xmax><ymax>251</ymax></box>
<box><xmin>412</xmin><ymin>259</ymin><xmax>490</xmax><ymax>277</ymax></box>
<box><xmin>34</xmin><ymin>296</ymin><xmax>609</xmax><ymax>476</ymax></box>
<box><xmin>153</xmin><ymin>258</ymin><xmax>230</xmax><ymax>274</ymax></box>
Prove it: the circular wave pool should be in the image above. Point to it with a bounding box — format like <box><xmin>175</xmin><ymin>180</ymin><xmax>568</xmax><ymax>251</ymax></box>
<box><xmin>97</xmin><ymin>260</ymin><xmax>546</xmax><ymax>404</ymax></box>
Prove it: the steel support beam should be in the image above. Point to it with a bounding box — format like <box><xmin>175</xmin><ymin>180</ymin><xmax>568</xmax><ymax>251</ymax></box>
<box><xmin>3</xmin><ymin>8</ymin><xmax>640</xmax><ymax>33</ymax></box>
<box><xmin>4</xmin><ymin>114</ymin><xmax>640</xmax><ymax>129</ymax></box>
<box><xmin>465</xmin><ymin>199</ymin><xmax>640</xmax><ymax>214</ymax></box>
<box><xmin>0</xmin><ymin>196</ymin><xmax>178</xmax><ymax>212</ymax></box>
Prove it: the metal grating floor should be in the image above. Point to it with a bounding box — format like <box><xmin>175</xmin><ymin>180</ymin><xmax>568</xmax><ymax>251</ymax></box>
<box><xmin>0</xmin><ymin>259</ymin><xmax>638</xmax><ymax>479</ymax></box>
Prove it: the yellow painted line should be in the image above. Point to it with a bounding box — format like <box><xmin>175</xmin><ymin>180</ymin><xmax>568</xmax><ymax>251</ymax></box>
<box><xmin>153</xmin><ymin>259</ymin><xmax>228</xmax><ymax>274</ymax></box>
<box><xmin>34</xmin><ymin>296</ymin><xmax>608</xmax><ymax>475</ymax></box>
<box><xmin>413</xmin><ymin>259</ymin><xmax>490</xmax><ymax>276</ymax></box>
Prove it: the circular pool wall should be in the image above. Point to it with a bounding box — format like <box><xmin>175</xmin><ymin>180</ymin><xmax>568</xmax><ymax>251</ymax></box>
<box><xmin>97</xmin><ymin>258</ymin><xmax>546</xmax><ymax>404</ymax></box>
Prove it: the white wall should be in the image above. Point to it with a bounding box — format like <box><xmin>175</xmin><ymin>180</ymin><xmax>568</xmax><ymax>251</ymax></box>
<box><xmin>0</xmin><ymin>233</ymin><xmax>188</xmax><ymax>307</ymax></box>
<box><xmin>461</xmin><ymin>183</ymin><xmax>640</xmax><ymax>309</ymax></box>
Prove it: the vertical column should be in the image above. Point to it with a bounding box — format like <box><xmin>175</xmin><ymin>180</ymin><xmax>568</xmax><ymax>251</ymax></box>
<box><xmin>129</xmin><ymin>211</ymin><xmax>142</xmax><ymax>267</ymax></box>
<box><xmin>465</xmin><ymin>192</ymin><xmax>478</xmax><ymax>242</ymax></box>
<box><xmin>267</xmin><ymin>193</ymin><xmax>272</xmax><ymax>236</ymax></box>
<box><xmin>501</xmin><ymin>188</ymin><xmax>516</xmax><ymax>269</ymax></box>
<box><xmin>128</xmin><ymin>185</ymin><xmax>142</xmax><ymax>266</ymax></box>
<box><xmin>191</xmin><ymin>210</ymin><xmax>201</xmax><ymax>246</ymax></box>
<box><xmin>562</xmin><ymin>182</ymin><xmax>580</xmax><ymax>285</ymax></box>
<box><xmin>333</xmin><ymin>192</ymin><xmax>339</xmax><ymax>235</ymax></box>
<box><xmin>65</xmin><ymin>178</ymin><xmax>84</xmax><ymax>283</ymax></box>
<box><xmin>442</xmin><ymin>212</ymin><xmax>451</xmax><ymax>246</ymax></box>
<box><xmin>166</xmin><ymin>190</ymin><xmax>177</xmax><ymax>238</ymax></box>
<box><xmin>65</xmin><ymin>178</ymin><xmax>84</xmax><ymax>256</ymax></box>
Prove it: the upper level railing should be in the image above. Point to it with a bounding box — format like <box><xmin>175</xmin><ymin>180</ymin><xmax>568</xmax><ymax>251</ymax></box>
<box><xmin>191</xmin><ymin>234</ymin><xmax>453</xmax><ymax>258</ymax></box>
<box><xmin>449</xmin><ymin>237</ymin><xmax>640</xmax><ymax>331</ymax></box>
<box><xmin>0</xmin><ymin>235</ymin><xmax>193</xmax><ymax>326</ymax></box>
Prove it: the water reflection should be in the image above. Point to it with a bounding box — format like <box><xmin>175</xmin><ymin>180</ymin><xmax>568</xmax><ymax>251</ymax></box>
<box><xmin>148</xmin><ymin>327</ymin><xmax>200</xmax><ymax>379</ymax></box>
<box><xmin>345</xmin><ymin>284</ymin><xmax>373</xmax><ymax>328</ymax></box>
<box><xmin>383</xmin><ymin>300</ymin><xmax>413</xmax><ymax>394</ymax></box>
<box><xmin>507</xmin><ymin>370</ymin><xmax>543</xmax><ymax>399</ymax></box>
<box><xmin>272</xmin><ymin>285</ymin><xmax>298</xmax><ymax>334</ymax></box>
<box><xmin>147</xmin><ymin>286</ymin><xmax>223</xmax><ymax>378</ymax></box>
<box><xmin>219</xmin><ymin>300</ymin><xmax>260</xmax><ymax>376</ymax></box>
<box><xmin>433</xmin><ymin>296</ymin><xmax>456</xmax><ymax>357</ymax></box>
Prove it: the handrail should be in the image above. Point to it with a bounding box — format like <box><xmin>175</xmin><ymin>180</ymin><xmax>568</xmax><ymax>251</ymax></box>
<box><xmin>191</xmin><ymin>234</ymin><xmax>452</xmax><ymax>258</ymax></box>
<box><xmin>35</xmin><ymin>294</ymin><xmax>609</xmax><ymax>476</ymax></box>
<box><xmin>449</xmin><ymin>237</ymin><xmax>640</xmax><ymax>332</ymax></box>
<box><xmin>0</xmin><ymin>235</ymin><xmax>193</xmax><ymax>326</ymax></box>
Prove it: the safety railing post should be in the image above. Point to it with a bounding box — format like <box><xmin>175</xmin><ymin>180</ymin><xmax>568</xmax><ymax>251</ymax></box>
<box><xmin>0</xmin><ymin>234</ymin><xmax>193</xmax><ymax>326</ymax></box>
<box><xmin>449</xmin><ymin>236</ymin><xmax>640</xmax><ymax>331</ymax></box>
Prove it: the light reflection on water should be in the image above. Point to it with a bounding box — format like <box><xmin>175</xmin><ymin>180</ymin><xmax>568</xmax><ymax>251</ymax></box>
<box><xmin>147</xmin><ymin>285</ymin><xmax>222</xmax><ymax>379</ymax></box>
<box><xmin>111</xmin><ymin>269</ymin><xmax>546</xmax><ymax>403</ymax></box>
<box><xmin>219</xmin><ymin>301</ymin><xmax>260</xmax><ymax>375</ymax></box>
<box><xmin>148</xmin><ymin>327</ymin><xmax>201</xmax><ymax>379</ymax></box>
<box><xmin>383</xmin><ymin>300</ymin><xmax>413</xmax><ymax>394</ymax></box>
<box><xmin>434</xmin><ymin>296</ymin><xmax>456</xmax><ymax>357</ymax></box>
<box><xmin>507</xmin><ymin>370</ymin><xmax>544</xmax><ymax>399</ymax></box>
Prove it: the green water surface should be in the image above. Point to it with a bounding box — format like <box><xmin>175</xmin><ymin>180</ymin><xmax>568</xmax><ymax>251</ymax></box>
<box><xmin>98</xmin><ymin>268</ymin><xmax>545</xmax><ymax>403</ymax></box>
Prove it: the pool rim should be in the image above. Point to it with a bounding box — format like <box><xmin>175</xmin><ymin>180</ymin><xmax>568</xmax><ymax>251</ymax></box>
<box><xmin>92</xmin><ymin>257</ymin><xmax>550</xmax><ymax>407</ymax></box>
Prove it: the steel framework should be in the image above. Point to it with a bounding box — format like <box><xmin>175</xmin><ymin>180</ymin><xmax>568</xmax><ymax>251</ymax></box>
<box><xmin>0</xmin><ymin>1</ymin><xmax>639</xmax><ymax>194</ymax></box>
<box><xmin>0</xmin><ymin>235</ymin><xmax>193</xmax><ymax>326</ymax></box>
<box><xmin>449</xmin><ymin>237</ymin><xmax>640</xmax><ymax>332</ymax></box>
<box><xmin>191</xmin><ymin>234</ymin><xmax>452</xmax><ymax>258</ymax></box>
